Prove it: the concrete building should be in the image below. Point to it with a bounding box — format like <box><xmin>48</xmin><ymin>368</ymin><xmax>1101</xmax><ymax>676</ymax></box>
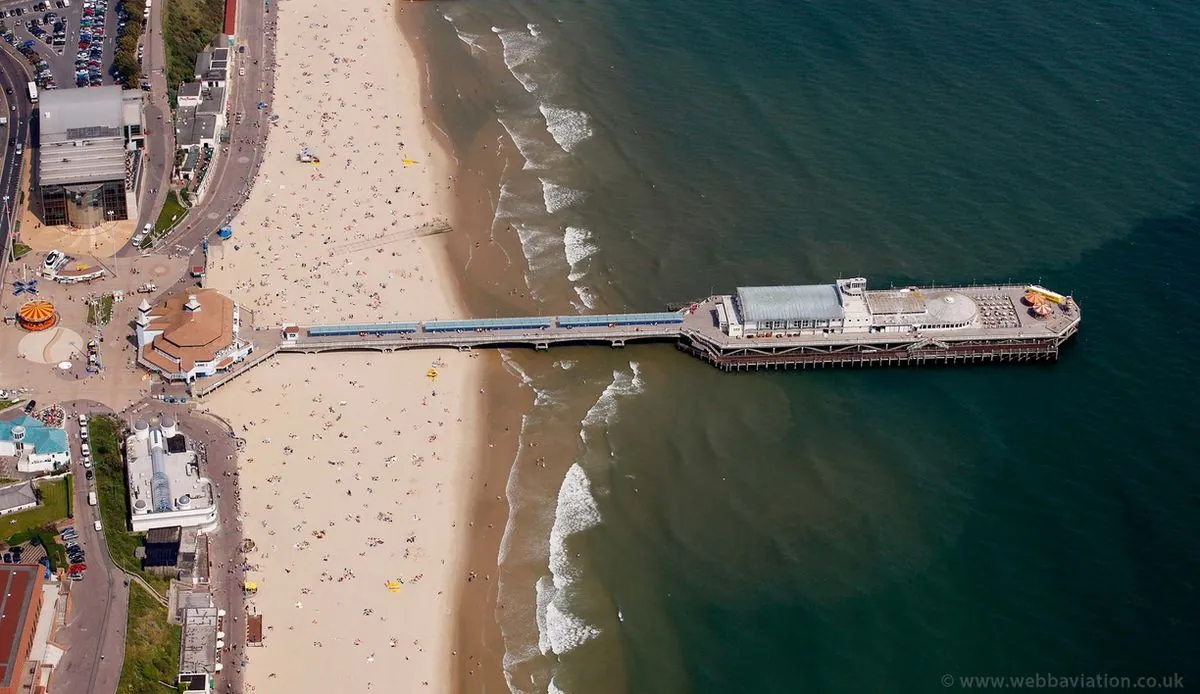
<box><xmin>125</xmin><ymin>417</ymin><xmax>217</xmax><ymax>533</ymax></box>
<box><xmin>177</xmin><ymin>597</ymin><xmax>219</xmax><ymax>693</ymax></box>
<box><xmin>193</xmin><ymin>46</ymin><xmax>230</xmax><ymax>88</ymax></box>
<box><xmin>721</xmin><ymin>278</ymin><xmax>979</xmax><ymax>338</ymax></box>
<box><xmin>135</xmin><ymin>290</ymin><xmax>255</xmax><ymax>383</ymax></box>
<box><xmin>0</xmin><ymin>416</ymin><xmax>70</xmax><ymax>474</ymax></box>
<box><xmin>36</xmin><ymin>86</ymin><xmax>145</xmax><ymax>227</ymax></box>
<box><xmin>0</xmin><ymin>483</ymin><xmax>39</xmax><ymax>517</ymax></box>
<box><xmin>0</xmin><ymin>565</ymin><xmax>45</xmax><ymax>694</ymax></box>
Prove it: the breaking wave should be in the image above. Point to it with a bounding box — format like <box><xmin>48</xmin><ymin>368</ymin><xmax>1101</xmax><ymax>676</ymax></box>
<box><xmin>540</xmin><ymin>104</ymin><xmax>594</xmax><ymax>153</ymax></box>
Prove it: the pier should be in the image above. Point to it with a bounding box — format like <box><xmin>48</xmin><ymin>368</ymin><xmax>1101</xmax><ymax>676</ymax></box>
<box><xmin>188</xmin><ymin>280</ymin><xmax>1081</xmax><ymax>397</ymax></box>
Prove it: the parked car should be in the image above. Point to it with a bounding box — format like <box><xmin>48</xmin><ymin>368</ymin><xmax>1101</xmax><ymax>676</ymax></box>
<box><xmin>69</xmin><ymin>563</ymin><xmax>87</xmax><ymax>572</ymax></box>
<box><xmin>85</xmin><ymin>469</ymin><xmax>94</xmax><ymax>480</ymax></box>
<box><xmin>23</xmin><ymin>400</ymin><xmax>36</xmax><ymax>414</ymax></box>
<box><xmin>68</xmin><ymin>572</ymin><xmax>84</xmax><ymax>581</ymax></box>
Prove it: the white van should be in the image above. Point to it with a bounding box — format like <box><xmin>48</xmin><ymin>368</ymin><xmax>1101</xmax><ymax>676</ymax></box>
<box><xmin>82</xmin><ymin>455</ymin><xmax>91</xmax><ymax>469</ymax></box>
<box><xmin>80</xmin><ymin>442</ymin><xmax>90</xmax><ymax>457</ymax></box>
<box><xmin>88</xmin><ymin>491</ymin><xmax>97</xmax><ymax>506</ymax></box>
<box><xmin>94</xmin><ymin>520</ymin><xmax>102</xmax><ymax>531</ymax></box>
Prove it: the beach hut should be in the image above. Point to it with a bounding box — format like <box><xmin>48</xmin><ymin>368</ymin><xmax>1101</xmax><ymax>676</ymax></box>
<box><xmin>17</xmin><ymin>300</ymin><xmax>58</xmax><ymax>331</ymax></box>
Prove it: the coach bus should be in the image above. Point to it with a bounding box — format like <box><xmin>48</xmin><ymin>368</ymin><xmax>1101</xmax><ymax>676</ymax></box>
<box><xmin>27</xmin><ymin>81</ymin><xmax>37</xmax><ymax>103</ymax></box>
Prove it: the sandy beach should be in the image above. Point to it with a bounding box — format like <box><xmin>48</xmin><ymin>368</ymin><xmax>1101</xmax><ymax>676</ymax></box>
<box><xmin>201</xmin><ymin>0</ymin><xmax>488</xmax><ymax>689</ymax></box>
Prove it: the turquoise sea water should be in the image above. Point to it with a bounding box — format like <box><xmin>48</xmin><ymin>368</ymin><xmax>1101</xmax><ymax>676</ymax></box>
<box><xmin>421</xmin><ymin>1</ymin><xmax>1200</xmax><ymax>692</ymax></box>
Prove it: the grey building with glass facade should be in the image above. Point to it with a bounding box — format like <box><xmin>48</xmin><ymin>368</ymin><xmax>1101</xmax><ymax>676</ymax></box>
<box><xmin>37</xmin><ymin>86</ymin><xmax>145</xmax><ymax>227</ymax></box>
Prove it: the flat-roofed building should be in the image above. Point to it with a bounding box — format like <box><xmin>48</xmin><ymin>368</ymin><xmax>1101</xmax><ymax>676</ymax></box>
<box><xmin>36</xmin><ymin>86</ymin><xmax>145</xmax><ymax>227</ymax></box>
<box><xmin>0</xmin><ymin>565</ymin><xmax>46</xmax><ymax>694</ymax></box>
<box><xmin>177</xmin><ymin>605</ymin><xmax>219</xmax><ymax>693</ymax></box>
<box><xmin>193</xmin><ymin>46</ymin><xmax>230</xmax><ymax>88</ymax></box>
<box><xmin>135</xmin><ymin>290</ymin><xmax>256</xmax><ymax>383</ymax></box>
<box><xmin>125</xmin><ymin>417</ymin><xmax>217</xmax><ymax>533</ymax></box>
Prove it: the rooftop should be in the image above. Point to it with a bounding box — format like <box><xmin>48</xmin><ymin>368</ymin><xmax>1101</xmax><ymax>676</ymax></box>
<box><xmin>178</xmin><ymin>82</ymin><xmax>202</xmax><ymax>100</ymax></box>
<box><xmin>38</xmin><ymin>136</ymin><xmax>127</xmax><ymax>187</ymax></box>
<box><xmin>736</xmin><ymin>284</ymin><xmax>845</xmax><ymax>322</ymax></box>
<box><xmin>39</xmin><ymin>86</ymin><xmax>124</xmax><ymax>138</ymax></box>
<box><xmin>0</xmin><ymin>482</ymin><xmax>38</xmax><ymax>514</ymax></box>
<box><xmin>0</xmin><ymin>415</ymin><xmax>69</xmax><ymax>455</ymax></box>
<box><xmin>178</xmin><ymin>607</ymin><xmax>218</xmax><ymax>677</ymax></box>
<box><xmin>0</xmin><ymin>565</ymin><xmax>42</xmax><ymax>688</ymax></box>
<box><xmin>126</xmin><ymin>422</ymin><xmax>213</xmax><ymax>517</ymax></box>
<box><xmin>141</xmin><ymin>290</ymin><xmax>238</xmax><ymax>371</ymax></box>
<box><xmin>175</xmin><ymin>106</ymin><xmax>219</xmax><ymax>147</ymax></box>
<box><xmin>196</xmin><ymin>87</ymin><xmax>225</xmax><ymax>116</ymax></box>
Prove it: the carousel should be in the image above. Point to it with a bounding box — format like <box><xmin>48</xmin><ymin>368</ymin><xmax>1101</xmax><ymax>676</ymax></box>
<box><xmin>17</xmin><ymin>300</ymin><xmax>59</xmax><ymax>331</ymax></box>
<box><xmin>1022</xmin><ymin>291</ymin><xmax>1056</xmax><ymax>319</ymax></box>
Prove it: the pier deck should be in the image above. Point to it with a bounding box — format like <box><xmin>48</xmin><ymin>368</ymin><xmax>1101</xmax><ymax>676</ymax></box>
<box><xmin>188</xmin><ymin>283</ymin><xmax>1080</xmax><ymax>397</ymax></box>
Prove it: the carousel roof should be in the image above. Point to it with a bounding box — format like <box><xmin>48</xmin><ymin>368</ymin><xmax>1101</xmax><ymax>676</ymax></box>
<box><xmin>18</xmin><ymin>300</ymin><xmax>56</xmax><ymax>322</ymax></box>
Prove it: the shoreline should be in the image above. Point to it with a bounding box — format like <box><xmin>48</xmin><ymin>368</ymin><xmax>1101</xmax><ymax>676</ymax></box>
<box><xmin>395</xmin><ymin>8</ymin><xmax>531</xmax><ymax>693</ymax></box>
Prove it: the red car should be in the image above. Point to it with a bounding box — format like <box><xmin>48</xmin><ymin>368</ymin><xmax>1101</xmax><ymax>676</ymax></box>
<box><xmin>69</xmin><ymin>563</ymin><xmax>88</xmax><ymax>573</ymax></box>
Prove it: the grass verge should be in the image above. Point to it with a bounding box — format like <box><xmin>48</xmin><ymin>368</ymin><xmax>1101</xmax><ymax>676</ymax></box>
<box><xmin>117</xmin><ymin>582</ymin><xmax>183</xmax><ymax>694</ymax></box>
<box><xmin>10</xmin><ymin>240</ymin><xmax>31</xmax><ymax>260</ymax></box>
<box><xmin>89</xmin><ymin>415</ymin><xmax>172</xmax><ymax>596</ymax></box>
<box><xmin>142</xmin><ymin>191</ymin><xmax>188</xmax><ymax>248</ymax></box>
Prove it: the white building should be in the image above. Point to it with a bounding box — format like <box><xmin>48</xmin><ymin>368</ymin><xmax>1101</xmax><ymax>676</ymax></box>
<box><xmin>0</xmin><ymin>416</ymin><xmax>71</xmax><ymax>473</ymax></box>
<box><xmin>125</xmin><ymin>417</ymin><xmax>217</xmax><ymax>533</ymax></box>
<box><xmin>723</xmin><ymin>278</ymin><xmax>979</xmax><ymax>338</ymax></box>
<box><xmin>135</xmin><ymin>290</ymin><xmax>255</xmax><ymax>383</ymax></box>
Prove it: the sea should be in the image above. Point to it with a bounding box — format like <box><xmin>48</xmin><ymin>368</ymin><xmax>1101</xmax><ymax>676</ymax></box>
<box><xmin>411</xmin><ymin>1</ymin><xmax>1200</xmax><ymax>692</ymax></box>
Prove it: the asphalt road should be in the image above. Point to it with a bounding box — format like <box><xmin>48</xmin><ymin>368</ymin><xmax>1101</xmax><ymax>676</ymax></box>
<box><xmin>129</xmin><ymin>0</ymin><xmax>276</xmax><ymax>260</ymax></box>
<box><xmin>132</xmin><ymin>0</ymin><xmax>169</xmax><ymax>233</ymax></box>
<box><xmin>0</xmin><ymin>44</ymin><xmax>31</xmax><ymax>264</ymax></box>
<box><xmin>47</xmin><ymin>401</ymin><xmax>129</xmax><ymax>694</ymax></box>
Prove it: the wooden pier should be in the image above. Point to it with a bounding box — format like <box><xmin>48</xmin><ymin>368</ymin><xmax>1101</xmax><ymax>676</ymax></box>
<box><xmin>187</xmin><ymin>283</ymin><xmax>1081</xmax><ymax>398</ymax></box>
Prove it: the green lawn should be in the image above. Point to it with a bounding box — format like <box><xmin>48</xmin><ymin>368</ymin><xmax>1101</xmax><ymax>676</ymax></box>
<box><xmin>117</xmin><ymin>582</ymin><xmax>182</xmax><ymax>694</ymax></box>
<box><xmin>0</xmin><ymin>399</ymin><xmax>22</xmax><ymax>412</ymax></box>
<box><xmin>10</xmin><ymin>241</ymin><xmax>31</xmax><ymax>260</ymax></box>
<box><xmin>143</xmin><ymin>191</ymin><xmax>188</xmax><ymax>248</ymax></box>
<box><xmin>89</xmin><ymin>415</ymin><xmax>172</xmax><ymax>596</ymax></box>
<box><xmin>2</xmin><ymin>478</ymin><xmax>71</xmax><ymax>537</ymax></box>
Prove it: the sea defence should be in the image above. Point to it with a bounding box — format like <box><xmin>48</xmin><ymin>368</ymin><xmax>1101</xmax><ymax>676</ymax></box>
<box><xmin>190</xmin><ymin>280</ymin><xmax>1081</xmax><ymax>396</ymax></box>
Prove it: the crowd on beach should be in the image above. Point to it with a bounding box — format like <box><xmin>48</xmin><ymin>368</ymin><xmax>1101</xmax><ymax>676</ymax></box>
<box><xmin>201</xmin><ymin>0</ymin><xmax>484</xmax><ymax>691</ymax></box>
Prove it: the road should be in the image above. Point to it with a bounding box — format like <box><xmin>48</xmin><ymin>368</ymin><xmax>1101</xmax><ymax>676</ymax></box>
<box><xmin>0</xmin><ymin>43</ymin><xmax>32</xmax><ymax>271</ymax></box>
<box><xmin>47</xmin><ymin>401</ymin><xmax>129</xmax><ymax>694</ymax></box>
<box><xmin>125</xmin><ymin>0</ymin><xmax>276</xmax><ymax>260</ymax></box>
<box><xmin>132</xmin><ymin>0</ymin><xmax>171</xmax><ymax>232</ymax></box>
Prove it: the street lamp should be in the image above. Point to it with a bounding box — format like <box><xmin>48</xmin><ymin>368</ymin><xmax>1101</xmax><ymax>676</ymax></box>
<box><xmin>107</xmin><ymin>209</ymin><xmax>117</xmax><ymax>277</ymax></box>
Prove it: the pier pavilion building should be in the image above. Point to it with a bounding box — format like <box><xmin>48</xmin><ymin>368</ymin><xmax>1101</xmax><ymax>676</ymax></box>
<box><xmin>135</xmin><ymin>290</ymin><xmax>255</xmax><ymax>383</ymax></box>
<box><xmin>722</xmin><ymin>278</ymin><xmax>989</xmax><ymax>339</ymax></box>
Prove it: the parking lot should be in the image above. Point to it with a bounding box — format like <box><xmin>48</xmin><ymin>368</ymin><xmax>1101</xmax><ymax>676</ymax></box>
<box><xmin>1</xmin><ymin>0</ymin><xmax>134</xmax><ymax>90</ymax></box>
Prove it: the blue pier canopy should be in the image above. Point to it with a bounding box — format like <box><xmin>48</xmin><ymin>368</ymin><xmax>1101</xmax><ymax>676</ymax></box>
<box><xmin>423</xmin><ymin>317</ymin><xmax>553</xmax><ymax>332</ymax></box>
<box><xmin>308</xmin><ymin>322</ymin><xmax>419</xmax><ymax>337</ymax></box>
<box><xmin>557</xmin><ymin>312</ymin><xmax>684</xmax><ymax>328</ymax></box>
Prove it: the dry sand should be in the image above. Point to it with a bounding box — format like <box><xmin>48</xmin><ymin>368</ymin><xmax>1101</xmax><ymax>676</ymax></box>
<box><xmin>202</xmin><ymin>0</ymin><xmax>485</xmax><ymax>690</ymax></box>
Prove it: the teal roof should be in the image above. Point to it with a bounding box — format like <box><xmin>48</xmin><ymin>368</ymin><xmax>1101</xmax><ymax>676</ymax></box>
<box><xmin>0</xmin><ymin>415</ymin><xmax>69</xmax><ymax>455</ymax></box>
